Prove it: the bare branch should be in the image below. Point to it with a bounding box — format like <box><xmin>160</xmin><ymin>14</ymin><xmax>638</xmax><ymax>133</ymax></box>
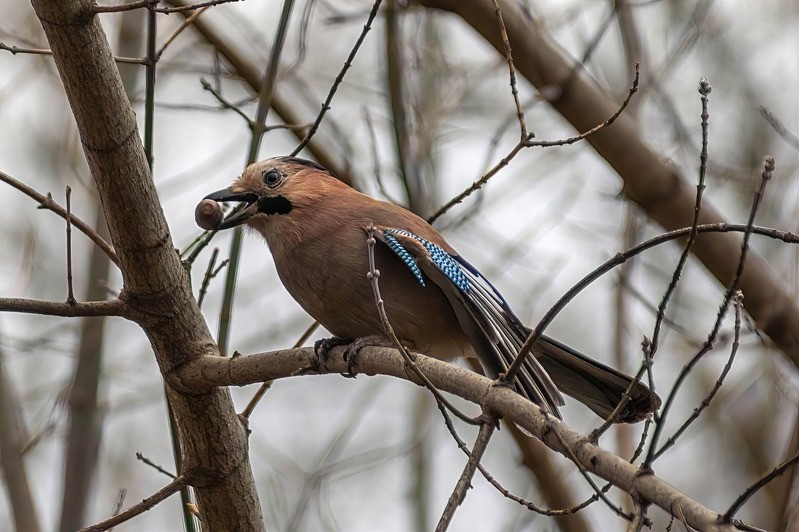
<box><xmin>646</xmin><ymin>156</ymin><xmax>775</xmax><ymax>466</ymax></box>
<box><xmin>507</xmin><ymin>217</ymin><xmax>789</xmax><ymax>393</ymax></box>
<box><xmin>93</xmin><ymin>0</ymin><xmax>158</xmax><ymax>13</ymax></box>
<box><xmin>492</xmin><ymin>0</ymin><xmax>526</xmax><ymax>139</ymax></box>
<box><xmin>365</xmin><ymin>225</ymin><xmax>479</xmax><ymax>426</ymax></box>
<box><xmin>291</xmin><ymin>0</ymin><xmax>383</xmax><ymax>156</ymax></box>
<box><xmin>427</xmin><ymin>64</ymin><xmax>639</xmax><ymax>224</ymax></box>
<box><xmin>65</xmin><ymin>186</ymin><xmax>77</xmax><ymax>305</ymax></box>
<box><xmin>78</xmin><ymin>475</ymin><xmax>187</xmax><ymax>532</ymax></box>
<box><xmin>163</xmin><ymin>0</ymin><xmax>357</xmax><ymax>185</ymax></box>
<box><xmin>0</xmin><ymin>42</ymin><xmax>145</xmax><ymax>64</ymax></box>
<box><xmin>0</xmin><ymin>298</ymin><xmax>128</xmax><ymax>318</ymax></box>
<box><xmin>649</xmin><ymin>78</ymin><xmax>713</xmax><ymax>361</ymax></box>
<box><xmin>724</xmin><ymin>452</ymin><xmax>799</xmax><ymax>522</ymax></box>
<box><xmin>154</xmin><ymin>0</ymin><xmax>240</xmax><ymax>13</ymax></box>
<box><xmin>240</xmin><ymin>319</ymin><xmax>318</xmax><ymax>419</ymax></box>
<box><xmin>0</xmin><ymin>171</ymin><xmax>119</xmax><ymax>266</ymax></box>
<box><xmin>436</xmin><ymin>417</ymin><xmax>497</xmax><ymax>531</ymax></box>
<box><xmin>136</xmin><ymin>452</ymin><xmax>177</xmax><ymax>479</ymax></box>
<box><xmin>653</xmin><ymin>291</ymin><xmax>744</xmax><ymax>460</ymax></box>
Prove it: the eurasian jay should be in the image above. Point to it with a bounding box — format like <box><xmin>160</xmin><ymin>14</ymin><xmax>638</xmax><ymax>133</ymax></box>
<box><xmin>200</xmin><ymin>156</ymin><xmax>659</xmax><ymax>422</ymax></box>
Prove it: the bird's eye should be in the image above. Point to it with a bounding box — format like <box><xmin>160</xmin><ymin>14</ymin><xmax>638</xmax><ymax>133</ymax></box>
<box><xmin>263</xmin><ymin>170</ymin><xmax>282</xmax><ymax>188</ymax></box>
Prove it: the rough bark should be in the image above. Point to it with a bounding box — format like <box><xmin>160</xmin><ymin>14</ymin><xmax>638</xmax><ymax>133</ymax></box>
<box><xmin>418</xmin><ymin>0</ymin><xmax>799</xmax><ymax>367</ymax></box>
<box><xmin>29</xmin><ymin>1</ymin><xmax>264</xmax><ymax>529</ymax></box>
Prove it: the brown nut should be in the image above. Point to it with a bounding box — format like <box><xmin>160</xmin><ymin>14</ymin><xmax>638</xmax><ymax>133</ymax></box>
<box><xmin>195</xmin><ymin>199</ymin><xmax>224</xmax><ymax>230</ymax></box>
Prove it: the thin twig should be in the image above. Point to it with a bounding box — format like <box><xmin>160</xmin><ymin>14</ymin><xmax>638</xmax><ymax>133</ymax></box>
<box><xmin>652</xmin><ymin>291</ymin><xmax>743</xmax><ymax>461</ymax></box>
<box><xmin>723</xmin><ymin>451</ymin><xmax>799</xmax><ymax>521</ymax></box>
<box><xmin>65</xmin><ymin>186</ymin><xmax>76</xmax><ymax>305</ymax></box>
<box><xmin>562</xmin><ymin>3</ymin><xmax>617</xmax><ymax>90</ymax></box>
<box><xmin>439</xmin><ymin>391</ymin><xmax>612</xmax><ymax>517</ymax></box>
<box><xmin>428</xmin><ymin>63</ymin><xmax>639</xmax><ymax>224</ymax></box>
<box><xmin>201</xmin><ymin>78</ymin><xmax>257</xmax><ymax>124</ymax></box>
<box><xmin>181</xmin><ymin>228</ymin><xmax>216</xmax><ymax>265</ymax></box>
<box><xmin>78</xmin><ymin>475</ymin><xmax>186</xmax><ymax>532</ymax></box>
<box><xmin>435</xmin><ymin>417</ymin><xmax>497</xmax><ymax>531</ymax></box>
<box><xmin>595</xmin><ymin>79</ymin><xmax>713</xmax><ymax>440</ymax></box>
<box><xmin>197</xmin><ymin>247</ymin><xmax>229</xmax><ymax>309</ymax></box>
<box><xmin>0</xmin><ymin>42</ymin><xmax>53</xmax><ymax>55</ymax></box>
<box><xmin>492</xmin><ymin>0</ymin><xmax>526</xmax><ymax>139</ymax></box>
<box><xmin>0</xmin><ymin>171</ymin><xmax>119</xmax><ymax>266</ymax></box>
<box><xmin>200</xmin><ymin>79</ymin><xmax>310</xmax><ymax>134</ymax></box>
<box><xmin>0</xmin><ymin>42</ymin><xmax>145</xmax><ymax>64</ymax></box>
<box><xmin>645</xmin><ymin>156</ymin><xmax>775</xmax><ymax>467</ymax></box>
<box><xmin>650</xmin><ymin>78</ymin><xmax>712</xmax><ymax>360</ymax></box>
<box><xmin>240</xmin><ymin>320</ymin><xmax>320</xmax><ymax>419</ymax></box>
<box><xmin>291</xmin><ymin>0</ymin><xmax>383</xmax><ymax>156</ymax></box>
<box><xmin>154</xmin><ymin>0</ymin><xmax>239</xmax><ymax>12</ymax></box>
<box><xmin>143</xmin><ymin>6</ymin><xmax>157</xmax><ymax>168</ymax></box>
<box><xmin>197</xmin><ymin>247</ymin><xmax>219</xmax><ymax>309</ymax></box>
<box><xmin>507</xmin><ymin>218</ymin><xmax>788</xmax><ymax>396</ymax></box>
<box><xmin>365</xmin><ymin>225</ymin><xmax>479</xmax><ymax>425</ymax></box>
<box><xmin>546</xmin><ymin>417</ymin><xmax>635</xmax><ymax>522</ymax></box>
<box><xmin>0</xmin><ymin>298</ymin><xmax>128</xmax><ymax>318</ymax></box>
<box><xmin>155</xmin><ymin>5</ymin><xmax>207</xmax><ymax>59</ymax></box>
<box><xmin>136</xmin><ymin>452</ymin><xmax>177</xmax><ymax>479</ymax></box>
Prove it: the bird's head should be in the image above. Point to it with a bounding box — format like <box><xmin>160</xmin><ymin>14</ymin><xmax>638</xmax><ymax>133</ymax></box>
<box><xmin>200</xmin><ymin>156</ymin><xmax>345</xmax><ymax>233</ymax></box>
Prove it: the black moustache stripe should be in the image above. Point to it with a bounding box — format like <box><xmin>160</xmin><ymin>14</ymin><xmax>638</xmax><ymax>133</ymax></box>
<box><xmin>258</xmin><ymin>195</ymin><xmax>293</xmax><ymax>215</ymax></box>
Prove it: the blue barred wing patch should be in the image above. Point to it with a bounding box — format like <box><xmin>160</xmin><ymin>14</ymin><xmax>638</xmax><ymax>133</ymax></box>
<box><xmin>383</xmin><ymin>228</ymin><xmax>470</xmax><ymax>293</ymax></box>
<box><xmin>383</xmin><ymin>231</ymin><xmax>426</xmax><ymax>286</ymax></box>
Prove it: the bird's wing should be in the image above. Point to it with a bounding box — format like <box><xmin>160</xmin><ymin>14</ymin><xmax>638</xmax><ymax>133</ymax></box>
<box><xmin>375</xmin><ymin>227</ymin><xmax>564</xmax><ymax>417</ymax></box>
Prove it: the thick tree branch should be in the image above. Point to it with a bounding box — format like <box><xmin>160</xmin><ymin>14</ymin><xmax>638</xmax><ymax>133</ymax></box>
<box><xmin>29</xmin><ymin>0</ymin><xmax>264</xmax><ymax>529</ymax></box>
<box><xmin>177</xmin><ymin>345</ymin><xmax>734</xmax><ymax>531</ymax></box>
<box><xmin>417</xmin><ymin>0</ymin><xmax>799</xmax><ymax>367</ymax></box>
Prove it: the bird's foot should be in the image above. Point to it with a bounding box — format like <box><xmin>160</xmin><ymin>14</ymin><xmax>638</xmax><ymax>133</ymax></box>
<box><xmin>314</xmin><ymin>336</ymin><xmax>366</xmax><ymax>378</ymax></box>
<box><xmin>315</xmin><ymin>335</ymin><xmax>412</xmax><ymax>377</ymax></box>
<box><xmin>314</xmin><ymin>337</ymin><xmax>352</xmax><ymax>367</ymax></box>
<box><xmin>339</xmin><ymin>335</ymin><xmax>382</xmax><ymax>376</ymax></box>
<box><xmin>344</xmin><ymin>335</ymin><xmax>418</xmax><ymax>376</ymax></box>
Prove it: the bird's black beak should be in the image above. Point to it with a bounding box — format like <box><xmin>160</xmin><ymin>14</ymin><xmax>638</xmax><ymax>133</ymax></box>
<box><xmin>203</xmin><ymin>188</ymin><xmax>260</xmax><ymax>230</ymax></box>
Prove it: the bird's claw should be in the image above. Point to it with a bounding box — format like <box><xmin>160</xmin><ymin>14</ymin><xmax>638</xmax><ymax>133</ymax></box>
<box><xmin>316</xmin><ymin>335</ymin><xmax>412</xmax><ymax>378</ymax></box>
<box><xmin>314</xmin><ymin>336</ymin><xmax>360</xmax><ymax>377</ymax></box>
<box><xmin>314</xmin><ymin>337</ymin><xmax>350</xmax><ymax>362</ymax></box>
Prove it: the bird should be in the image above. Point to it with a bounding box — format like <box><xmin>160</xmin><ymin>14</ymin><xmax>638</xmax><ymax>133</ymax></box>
<box><xmin>200</xmin><ymin>156</ymin><xmax>660</xmax><ymax>423</ymax></box>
